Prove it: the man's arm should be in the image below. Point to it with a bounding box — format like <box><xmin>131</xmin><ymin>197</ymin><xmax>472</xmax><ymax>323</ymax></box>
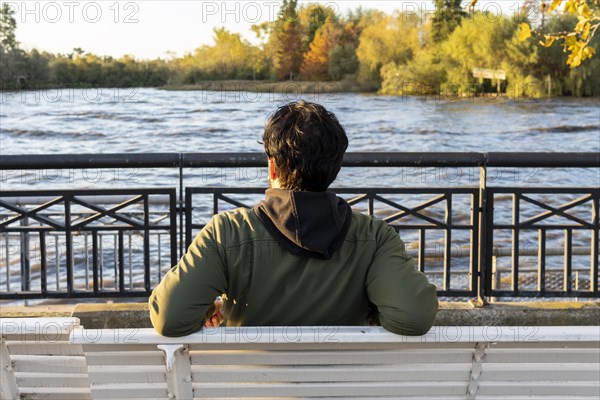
<box><xmin>366</xmin><ymin>222</ymin><xmax>438</xmax><ymax>335</ymax></box>
<box><xmin>148</xmin><ymin>216</ymin><xmax>228</xmax><ymax>337</ymax></box>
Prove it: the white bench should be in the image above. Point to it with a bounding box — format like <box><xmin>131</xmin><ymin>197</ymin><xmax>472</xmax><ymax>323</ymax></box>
<box><xmin>0</xmin><ymin>317</ymin><xmax>89</xmax><ymax>400</ymax></box>
<box><xmin>2</xmin><ymin>319</ymin><xmax>599</xmax><ymax>400</ymax></box>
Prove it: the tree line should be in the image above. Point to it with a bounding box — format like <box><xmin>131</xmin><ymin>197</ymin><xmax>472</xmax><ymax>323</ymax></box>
<box><xmin>1</xmin><ymin>0</ymin><xmax>598</xmax><ymax>96</ymax></box>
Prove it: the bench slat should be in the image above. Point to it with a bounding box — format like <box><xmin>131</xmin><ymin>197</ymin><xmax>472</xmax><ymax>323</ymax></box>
<box><xmin>15</xmin><ymin>372</ymin><xmax>89</xmax><ymax>388</ymax></box>
<box><xmin>85</xmin><ymin>351</ymin><xmax>164</xmax><ymax>366</ymax></box>
<box><xmin>477</xmin><ymin>381</ymin><xmax>600</xmax><ymax>396</ymax></box>
<box><xmin>189</xmin><ymin>349</ymin><xmax>474</xmax><ymax>365</ymax></box>
<box><xmin>481</xmin><ymin>362</ymin><xmax>600</xmax><ymax>381</ymax></box>
<box><xmin>11</xmin><ymin>355</ymin><xmax>87</xmax><ymax>373</ymax></box>
<box><xmin>7</xmin><ymin>342</ymin><xmax>84</xmax><ymax>356</ymax></box>
<box><xmin>87</xmin><ymin>383</ymin><xmax>167</xmax><ymax>399</ymax></box>
<box><xmin>70</xmin><ymin>326</ymin><xmax>600</xmax><ymax>344</ymax></box>
<box><xmin>87</xmin><ymin>366</ymin><xmax>166</xmax><ymax>384</ymax></box>
<box><xmin>1</xmin><ymin>318</ymin><xmax>80</xmax><ymax>336</ymax></box>
<box><xmin>190</xmin><ymin>364</ymin><xmax>471</xmax><ymax>383</ymax></box>
<box><xmin>485</xmin><ymin>347</ymin><xmax>600</xmax><ymax>363</ymax></box>
<box><xmin>18</xmin><ymin>386</ymin><xmax>92</xmax><ymax>400</ymax></box>
<box><xmin>191</xmin><ymin>382</ymin><xmax>469</xmax><ymax>397</ymax></box>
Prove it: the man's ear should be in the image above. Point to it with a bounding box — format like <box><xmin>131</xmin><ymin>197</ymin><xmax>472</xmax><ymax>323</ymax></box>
<box><xmin>268</xmin><ymin>158</ymin><xmax>277</xmax><ymax>180</ymax></box>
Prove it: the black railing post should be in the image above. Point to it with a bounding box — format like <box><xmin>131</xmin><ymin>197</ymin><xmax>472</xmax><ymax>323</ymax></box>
<box><xmin>185</xmin><ymin>188</ymin><xmax>192</xmax><ymax>250</ymax></box>
<box><xmin>591</xmin><ymin>193</ymin><xmax>599</xmax><ymax>293</ymax></box>
<box><xmin>19</xmin><ymin>216</ymin><xmax>30</xmax><ymax>292</ymax></box>
<box><xmin>143</xmin><ymin>194</ymin><xmax>150</xmax><ymax>292</ymax></box>
<box><xmin>169</xmin><ymin>190</ymin><xmax>178</xmax><ymax>268</ymax></box>
<box><xmin>469</xmin><ymin>191</ymin><xmax>479</xmax><ymax>298</ymax></box>
<box><xmin>444</xmin><ymin>194</ymin><xmax>452</xmax><ymax>292</ymax></box>
<box><xmin>476</xmin><ymin>164</ymin><xmax>489</xmax><ymax>305</ymax></box>
<box><xmin>64</xmin><ymin>195</ymin><xmax>73</xmax><ymax>294</ymax></box>
<box><xmin>39</xmin><ymin>231</ymin><xmax>47</xmax><ymax>297</ymax></box>
<box><xmin>178</xmin><ymin>153</ymin><xmax>184</xmax><ymax>259</ymax></box>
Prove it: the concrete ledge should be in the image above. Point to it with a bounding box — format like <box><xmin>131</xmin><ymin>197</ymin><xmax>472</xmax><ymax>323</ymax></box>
<box><xmin>437</xmin><ymin>301</ymin><xmax>599</xmax><ymax>327</ymax></box>
<box><xmin>2</xmin><ymin>302</ymin><xmax>599</xmax><ymax>329</ymax></box>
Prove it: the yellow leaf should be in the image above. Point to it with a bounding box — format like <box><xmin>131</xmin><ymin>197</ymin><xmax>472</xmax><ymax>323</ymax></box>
<box><xmin>575</xmin><ymin>16</ymin><xmax>590</xmax><ymax>33</ymax></box>
<box><xmin>582</xmin><ymin>22</ymin><xmax>591</xmax><ymax>40</ymax></box>
<box><xmin>582</xmin><ymin>45</ymin><xmax>596</xmax><ymax>59</ymax></box>
<box><xmin>578</xmin><ymin>2</ymin><xmax>592</xmax><ymax>19</ymax></box>
<box><xmin>565</xmin><ymin>0</ymin><xmax>577</xmax><ymax>14</ymax></box>
<box><xmin>550</xmin><ymin>0</ymin><xmax>563</xmax><ymax>11</ymax></box>
<box><xmin>565</xmin><ymin>35</ymin><xmax>577</xmax><ymax>47</ymax></box>
<box><xmin>517</xmin><ymin>23</ymin><xmax>532</xmax><ymax>42</ymax></box>
<box><xmin>567</xmin><ymin>51</ymin><xmax>582</xmax><ymax>67</ymax></box>
<box><xmin>540</xmin><ymin>36</ymin><xmax>557</xmax><ymax>47</ymax></box>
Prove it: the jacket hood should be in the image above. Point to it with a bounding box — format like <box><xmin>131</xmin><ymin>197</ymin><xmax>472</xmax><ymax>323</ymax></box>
<box><xmin>253</xmin><ymin>188</ymin><xmax>352</xmax><ymax>259</ymax></box>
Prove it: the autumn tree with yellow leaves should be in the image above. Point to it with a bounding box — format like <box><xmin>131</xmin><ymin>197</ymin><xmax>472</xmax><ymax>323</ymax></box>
<box><xmin>300</xmin><ymin>18</ymin><xmax>341</xmax><ymax>81</ymax></box>
<box><xmin>519</xmin><ymin>0</ymin><xmax>600</xmax><ymax>67</ymax></box>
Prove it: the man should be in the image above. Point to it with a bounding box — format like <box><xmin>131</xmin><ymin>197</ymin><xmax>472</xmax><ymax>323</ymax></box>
<box><xmin>149</xmin><ymin>101</ymin><xmax>438</xmax><ymax>337</ymax></box>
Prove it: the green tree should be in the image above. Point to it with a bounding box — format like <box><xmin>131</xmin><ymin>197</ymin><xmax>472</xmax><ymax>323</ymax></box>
<box><xmin>298</xmin><ymin>3</ymin><xmax>337</xmax><ymax>53</ymax></box>
<box><xmin>356</xmin><ymin>12</ymin><xmax>420</xmax><ymax>83</ymax></box>
<box><xmin>179</xmin><ymin>28</ymin><xmax>263</xmax><ymax>81</ymax></box>
<box><xmin>23</xmin><ymin>49</ymin><xmax>52</xmax><ymax>85</ymax></box>
<box><xmin>441</xmin><ymin>12</ymin><xmax>542</xmax><ymax>97</ymax></box>
<box><xmin>0</xmin><ymin>2</ymin><xmax>18</xmax><ymax>51</ymax></box>
<box><xmin>0</xmin><ymin>3</ymin><xmax>27</xmax><ymax>86</ymax></box>
<box><xmin>380</xmin><ymin>48</ymin><xmax>447</xmax><ymax>95</ymax></box>
<box><xmin>328</xmin><ymin>44</ymin><xmax>359</xmax><ymax>80</ymax></box>
<box><xmin>270</xmin><ymin>0</ymin><xmax>303</xmax><ymax>80</ymax></box>
<box><xmin>431</xmin><ymin>0</ymin><xmax>465</xmax><ymax>43</ymax></box>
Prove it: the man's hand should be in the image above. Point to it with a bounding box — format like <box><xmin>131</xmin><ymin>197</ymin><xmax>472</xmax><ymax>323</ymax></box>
<box><xmin>204</xmin><ymin>297</ymin><xmax>224</xmax><ymax>327</ymax></box>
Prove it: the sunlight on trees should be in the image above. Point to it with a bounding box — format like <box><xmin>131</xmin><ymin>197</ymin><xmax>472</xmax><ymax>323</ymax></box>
<box><xmin>0</xmin><ymin>1</ymin><xmax>598</xmax><ymax>96</ymax></box>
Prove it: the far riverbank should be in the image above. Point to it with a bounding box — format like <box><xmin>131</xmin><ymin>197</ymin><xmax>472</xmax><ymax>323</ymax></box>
<box><xmin>159</xmin><ymin>80</ymin><xmax>378</xmax><ymax>94</ymax></box>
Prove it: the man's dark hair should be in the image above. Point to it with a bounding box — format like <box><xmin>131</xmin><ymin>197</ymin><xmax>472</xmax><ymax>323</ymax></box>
<box><xmin>262</xmin><ymin>100</ymin><xmax>348</xmax><ymax>192</ymax></box>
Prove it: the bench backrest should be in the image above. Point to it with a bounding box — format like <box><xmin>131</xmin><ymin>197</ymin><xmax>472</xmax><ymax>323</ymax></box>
<box><xmin>69</xmin><ymin>325</ymin><xmax>600</xmax><ymax>400</ymax></box>
<box><xmin>2</xmin><ymin>320</ymin><xmax>599</xmax><ymax>399</ymax></box>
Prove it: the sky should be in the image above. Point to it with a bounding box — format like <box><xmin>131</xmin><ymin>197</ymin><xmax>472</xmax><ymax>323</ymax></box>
<box><xmin>6</xmin><ymin>0</ymin><xmax>527</xmax><ymax>60</ymax></box>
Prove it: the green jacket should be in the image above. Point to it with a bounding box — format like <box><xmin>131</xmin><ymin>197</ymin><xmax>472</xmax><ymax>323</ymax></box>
<box><xmin>149</xmin><ymin>189</ymin><xmax>438</xmax><ymax>337</ymax></box>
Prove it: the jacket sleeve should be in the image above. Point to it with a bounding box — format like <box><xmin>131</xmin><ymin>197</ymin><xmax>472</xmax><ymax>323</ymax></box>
<box><xmin>148</xmin><ymin>215</ymin><xmax>228</xmax><ymax>337</ymax></box>
<box><xmin>366</xmin><ymin>222</ymin><xmax>438</xmax><ymax>335</ymax></box>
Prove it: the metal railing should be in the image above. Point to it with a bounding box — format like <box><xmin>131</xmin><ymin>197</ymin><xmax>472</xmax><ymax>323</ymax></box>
<box><xmin>0</xmin><ymin>189</ymin><xmax>177</xmax><ymax>299</ymax></box>
<box><xmin>1</xmin><ymin>152</ymin><xmax>598</xmax><ymax>301</ymax></box>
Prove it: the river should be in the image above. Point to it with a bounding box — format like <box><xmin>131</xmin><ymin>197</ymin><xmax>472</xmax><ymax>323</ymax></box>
<box><xmin>1</xmin><ymin>88</ymin><xmax>598</xmax><ymax>187</ymax></box>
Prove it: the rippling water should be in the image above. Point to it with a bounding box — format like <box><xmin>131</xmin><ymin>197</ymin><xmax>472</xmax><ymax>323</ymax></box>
<box><xmin>1</xmin><ymin>88</ymin><xmax>598</xmax><ymax>152</ymax></box>
<box><xmin>2</xmin><ymin>88</ymin><xmax>598</xmax><ymax>188</ymax></box>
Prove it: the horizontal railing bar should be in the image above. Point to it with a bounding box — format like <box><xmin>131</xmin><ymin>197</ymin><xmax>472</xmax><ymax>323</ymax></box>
<box><xmin>187</xmin><ymin>187</ymin><xmax>480</xmax><ymax>194</ymax></box>
<box><xmin>486</xmin><ymin>152</ymin><xmax>600</xmax><ymax>167</ymax></box>
<box><xmin>2</xmin><ymin>152</ymin><xmax>599</xmax><ymax>169</ymax></box>
<box><xmin>490</xmin><ymin>188</ymin><xmax>600</xmax><ymax>194</ymax></box>
<box><xmin>0</xmin><ymin>195</ymin><xmax>172</xmax><ymax>206</ymax></box>
<box><xmin>0</xmin><ymin>153</ymin><xmax>180</xmax><ymax>169</ymax></box>
<box><xmin>493</xmin><ymin>224</ymin><xmax>594</xmax><ymax>229</ymax></box>
<box><xmin>0</xmin><ymin>188</ymin><xmax>175</xmax><ymax>196</ymax></box>
<box><xmin>0</xmin><ymin>291</ymin><xmax>151</xmax><ymax>299</ymax></box>
<box><xmin>492</xmin><ymin>245</ymin><xmax>591</xmax><ymax>257</ymax></box>
<box><xmin>490</xmin><ymin>290</ymin><xmax>599</xmax><ymax>298</ymax></box>
<box><xmin>0</xmin><ymin>226</ymin><xmax>170</xmax><ymax>232</ymax></box>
